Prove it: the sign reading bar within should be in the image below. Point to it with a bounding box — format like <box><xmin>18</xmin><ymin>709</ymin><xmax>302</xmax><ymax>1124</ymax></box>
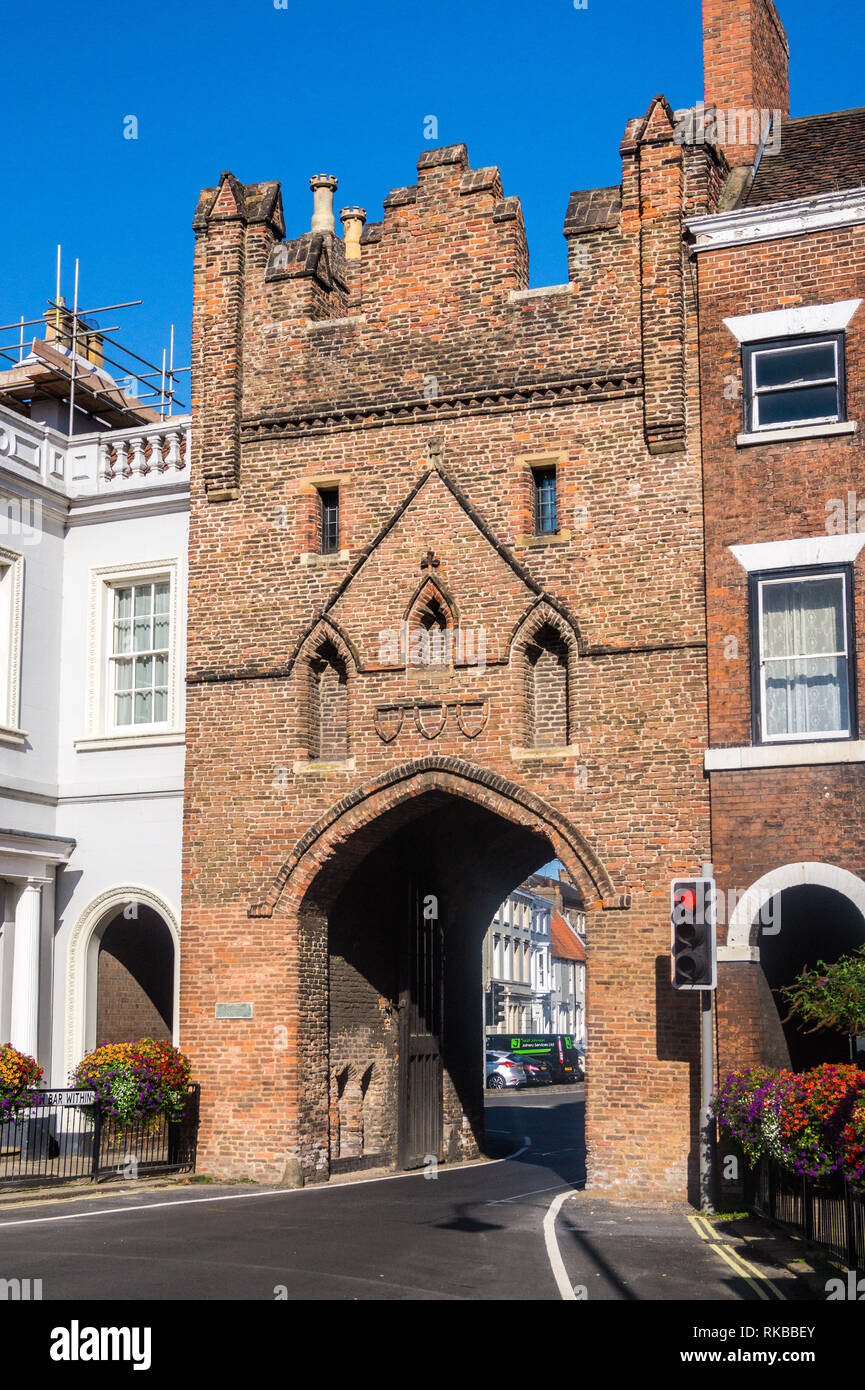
<box><xmin>215</xmin><ymin>1002</ymin><xmax>254</xmax><ymax>1019</ymax></box>
<box><xmin>33</xmin><ymin>1091</ymin><xmax>96</xmax><ymax>1107</ymax></box>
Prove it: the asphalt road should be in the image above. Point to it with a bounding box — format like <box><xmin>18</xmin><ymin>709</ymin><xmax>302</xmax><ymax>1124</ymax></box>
<box><xmin>0</xmin><ymin>1086</ymin><xmax>789</xmax><ymax>1301</ymax></box>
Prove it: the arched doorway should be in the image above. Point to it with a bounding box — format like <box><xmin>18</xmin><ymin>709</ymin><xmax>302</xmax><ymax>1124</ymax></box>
<box><xmin>725</xmin><ymin>862</ymin><xmax>865</xmax><ymax>1072</ymax></box>
<box><xmin>95</xmin><ymin>906</ymin><xmax>175</xmax><ymax>1047</ymax></box>
<box><xmin>253</xmin><ymin>758</ymin><xmax>624</xmax><ymax>1183</ymax></box>
<box><xmin>65</xmin><ymin>886</ymin><xmax>180</xmax><ymax>1076</ymax></box>
<box><xmin>759</xmin><ymin>885</ymin><xmax>865</xmax><ymax>1071</ymax></box>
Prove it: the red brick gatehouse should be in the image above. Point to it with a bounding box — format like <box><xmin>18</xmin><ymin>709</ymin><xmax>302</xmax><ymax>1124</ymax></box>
<box><xmin>179</xmin><ymin>0</ymin><xmax>864</xmax><ymax>1198</ymax></box>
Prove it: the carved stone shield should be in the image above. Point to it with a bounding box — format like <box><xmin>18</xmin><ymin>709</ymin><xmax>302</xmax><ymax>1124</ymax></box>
<box><xmin>455</xmin><ymin>699</ymin><xmax>489</xmax><ymax>739</ymax></box>
<box><xmin>373</xmin><ymin>705</ymin><xmax>404</xmax><ymax>744</ymax></box>
<box><xmin>414</xmin><ymin>703</ymin><xmax>447</xmax><ymax>740</ymax></box>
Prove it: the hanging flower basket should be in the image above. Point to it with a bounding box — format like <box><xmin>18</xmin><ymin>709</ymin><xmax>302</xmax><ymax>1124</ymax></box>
<box><xmin>0</xmin><ymin>1044</ymin><xmax>44</xmax><ymax>1127</ymax></box>
<box><xmin>71</xmin><ymin>1040</ymin><xmax>191</xmax><ymax>1131</ymax></box>
<box><xmin>713</xmin><ymin>1062</ymin><xmax>865</xmax><ymax>1185</ymax></box>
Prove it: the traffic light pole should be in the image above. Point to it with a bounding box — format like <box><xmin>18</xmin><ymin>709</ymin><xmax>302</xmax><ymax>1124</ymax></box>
<box><xmin>699</xmin><ymin>989</ymin><xmax>715</xmax><ymax>1212</ymax></box>
<box><xmin>699</xmin><ymin>861</ymin><xmax>716</xmax><ymax>1212</ymax></box>
<box><xmin>670</xmin><ymin>864</ymin><xmax>718</xmax><ymax>1209</ymax></box>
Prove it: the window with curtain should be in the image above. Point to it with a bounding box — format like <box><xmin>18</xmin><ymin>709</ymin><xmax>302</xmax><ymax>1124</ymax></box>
<box><xmin>756</xmin><ymin>569</ymin><xmax>853</xmax><ymax>742</ymax></box>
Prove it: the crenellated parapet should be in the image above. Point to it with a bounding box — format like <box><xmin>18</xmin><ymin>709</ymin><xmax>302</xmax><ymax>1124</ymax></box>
<box><xmin>191</xmin><ymin>115</ymin><xmax>713</xmax><ymax>502</ymax></box>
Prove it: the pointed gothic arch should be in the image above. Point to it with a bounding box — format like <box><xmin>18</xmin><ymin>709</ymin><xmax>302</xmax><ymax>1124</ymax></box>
<box><xmin>404</xmin><ymin>574</ymin><xmax>458</xmax><ymax>668</ymax></box>
<box><xmin>249</xmin><ymin>756</ymin><xmax>628</xmax><ymax>920</ymax></box>
<box><xmin>511</xmin><ymin>601</ymin><xmax>581</xmax><ymax>749</ymax></box>
<box><xmin>291</xmin><ymin>618</ymin><xmax>356</xmax><ymax>761</ymax></box>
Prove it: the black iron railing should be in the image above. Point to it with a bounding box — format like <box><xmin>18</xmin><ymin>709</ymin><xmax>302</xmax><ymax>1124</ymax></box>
<box><xmin>747</xmin><ymin>1156</ymin><xmax>865</xmax><ymax>1268</ymax></box>
<box><xmin>0</xmin><ymin>1085</ymin><xmax>199</xmax><ymax>1187</ymax></box>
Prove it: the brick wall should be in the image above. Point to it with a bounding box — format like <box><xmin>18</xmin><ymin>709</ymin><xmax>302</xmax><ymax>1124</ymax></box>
<box><xmin>96</xmin><ymin>953</ymin><xmax>172</xmax><ymax>1047</ymax></box>
<box><xmin>698</xmin><ymin>217</ymin><xmax>865</xmax><ymax>1075</ymax></box>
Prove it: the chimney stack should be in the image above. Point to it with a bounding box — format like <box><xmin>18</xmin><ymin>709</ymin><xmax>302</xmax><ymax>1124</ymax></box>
<box><xmin>703</xmin><ymin>0</ymin><xmax>790</xmax><ymax>168</ymax></box>
<box><xmin>44</xmin><ymin>296</ymin><xmax>73</xmax><ymax>350</ymax></box>
<box><xmin>309</xmin><ymin>174</ymin><xmax>338</xmax><ymax>234</ymax></box>
<box><xmin>340</xmin><ymin>206</ymin><xmax>366</xmax><ymax>260</ymax></box>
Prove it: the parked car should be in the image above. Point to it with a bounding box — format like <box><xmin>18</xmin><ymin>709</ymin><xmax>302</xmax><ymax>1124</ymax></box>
<box><xmin>485</xmin><ymin>1050</ymin><xmax>527</xmax><ymax>1089</ymax></box>
<box><xmin>487</xmin><ymin>1034</ymin><xmax>581</xmax><ymax>1084</ymax></box>
<box><xmin>575</xmin><ymin>1049</ymin><xmax>586</xmax><ymax>1080</ymax></box>
<box><xmin>521</xmin><ymin>1056</ymin><xmax>554</xmax><ymax>1086</ymax></box>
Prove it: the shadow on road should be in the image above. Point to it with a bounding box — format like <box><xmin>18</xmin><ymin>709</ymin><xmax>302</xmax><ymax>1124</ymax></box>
<box><xmin>482</xmin><ymin>1089</ymin><xmax>586</xmax><ymax>1190</ymax></box>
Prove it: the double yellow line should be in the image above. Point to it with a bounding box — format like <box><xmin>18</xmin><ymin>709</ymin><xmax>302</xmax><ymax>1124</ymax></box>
<box><xmin>688</xmin><ymin>1213</ymin><xmax>787</xmax><ymax>1301</ymax></box>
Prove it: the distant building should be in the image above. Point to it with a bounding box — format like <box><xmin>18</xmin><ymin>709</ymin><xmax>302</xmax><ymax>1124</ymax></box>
<box><xmin>550</xmin><ymin>910</ymin><xmax>586</xmax><ymax>1045</ymax></box>
<box><xmin>528</xmin><ymin>870</ymin><xmax>587</xmax><ymax>1045</ymax></box>
<box><xmin>482</xmin><ymin>886</ymin><xmax>551</xmax><ymax>1036</ymax></box>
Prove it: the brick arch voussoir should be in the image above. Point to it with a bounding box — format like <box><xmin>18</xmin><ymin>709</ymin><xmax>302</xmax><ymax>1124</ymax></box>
<box><xmin>508</xmin><ymin>597</ymin><xmax>584</xmax><ymax>661</ymax></box>
<box><xmin>248</xmin><ymin>757</ymin><xmax>629</xmax><ymax>920</ymax></box>
<box><xmin>285</xmin><ymin>613</ymin><xmax>360</xmax><ymax>679</ymax></box>
<box><xmin>403</xmin><ymin>573</ymin><xmax>460</xmax><ymax>628</ymax></box>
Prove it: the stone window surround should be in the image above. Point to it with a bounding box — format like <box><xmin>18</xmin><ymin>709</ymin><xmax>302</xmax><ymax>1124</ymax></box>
<box><xmin>723</xmin><ymin>299</ymin><xmax>862</xmax><ymax>447</ymax></box>
<box><xmin>0</xmin><ymin>545</ymin><xmax>25</xmax><ymax>747</ymax></box>
<box><xmin>296</xmin><ymin>471</ymin><xmax>351</xmax><ymax>562</ymax></box>
<box><xmin>705</xmin><ymin>533</ymin><xmax>865</xmax><ymax>767</ymax></box>
<box><xmin>75</xmin><ymin>556</ymin><xmax>184</xmax><ymax>752</ymax></box>
<box><xmin>513</xmin><ymin>450</ymin><xmax>571</xmax><ymax>546</ymax></box>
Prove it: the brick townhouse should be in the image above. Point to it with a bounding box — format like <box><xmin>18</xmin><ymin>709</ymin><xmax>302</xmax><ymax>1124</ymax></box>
<box><xmin>689</xmin><ymin>2</ymin><xmax>865</xmax><ymax>1077</ymax></box>
<box><xmin>178</xmin><ymin>0</ymin><xmax>863</xmax><ymax>1198</ymax></box>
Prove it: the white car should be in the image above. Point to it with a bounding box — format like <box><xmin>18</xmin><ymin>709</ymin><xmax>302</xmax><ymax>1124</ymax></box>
<box><xmin>485</xmin><ymin>1050</ymin><xmax>527</xmax><ymax>1090</ymax></box>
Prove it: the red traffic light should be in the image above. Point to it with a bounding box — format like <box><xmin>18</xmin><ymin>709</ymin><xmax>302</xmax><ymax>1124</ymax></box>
<box><xmin>676</xmin><ymin>888</ymin><xmax>697</xmax><ymax>914</ymax></box>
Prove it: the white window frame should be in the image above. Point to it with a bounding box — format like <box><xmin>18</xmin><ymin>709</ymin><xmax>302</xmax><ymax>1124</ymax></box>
<box><xmin>77</xmin><ymin>557</ymin><xmax>184</xmax><ymax>750</ymax></box>
<box><xmin>756</xmin><ymin>568</ymin><xmax>853</xmax><ymax>744</ymax></box>
<box><xmin>0</xmin><ymin>546</ymin><xmax>24</xmax><ymax>745</ymax></box>
<box><xmin>107</xmin><ymin>579</ymin><xmax>172</xmax><ymax>733</ymax></box>
<box><xmin>746</xmin><ymin>335</ymin><xmax>843</xmax><ymax>433</ymax></box>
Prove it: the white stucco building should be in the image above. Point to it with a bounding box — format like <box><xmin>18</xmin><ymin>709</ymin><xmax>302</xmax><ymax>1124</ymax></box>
<box><xmin>0</xmin><ymin>313</ymin><xmax>189</xmax><ymax>1085</ymax></box>
<box><xmin>482</xmin><ymin>884</ymin><xmax>554</xmax><ymax>1036</ymax></box>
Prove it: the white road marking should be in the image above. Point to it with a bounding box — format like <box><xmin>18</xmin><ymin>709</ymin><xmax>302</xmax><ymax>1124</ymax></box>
<box><xmin>486</xmin><ymin>1182</ymin><xmax>569</xmax><ymax>1206</ymax></box>
<box><xmin>544</xmin><ymin>1189</ymin><xmax>579</xmax><ymax>1301</ymax></box>
<box><xmin>0</xmin><ymin>1136</ymin><xmax>536</xmax><ymax>1231</ymax></box>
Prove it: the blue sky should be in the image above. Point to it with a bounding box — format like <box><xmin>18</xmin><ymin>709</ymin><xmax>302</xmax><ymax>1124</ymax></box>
<box><xmin>1</xmin><ymin>0</ymin><xmax>861</xmax><ymax>400</ymax></box>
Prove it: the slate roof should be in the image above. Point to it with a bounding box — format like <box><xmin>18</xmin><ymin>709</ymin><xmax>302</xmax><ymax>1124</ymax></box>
<box><xmin>743</xmin><ymin>107</ymin><xmax>865</xmax><ymax>207</ymax></box>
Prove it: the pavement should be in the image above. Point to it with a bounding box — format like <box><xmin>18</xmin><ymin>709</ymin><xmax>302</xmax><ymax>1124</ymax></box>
<box><xmin>0</xmin><ymin>1084</ymin><xmax>843</xmax><ymax>1304</ymax></box>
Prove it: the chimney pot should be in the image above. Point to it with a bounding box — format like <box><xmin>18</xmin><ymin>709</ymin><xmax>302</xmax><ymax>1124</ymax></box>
<box><xmin>309</xmin><ymin>174</ymin><xmax>339</xmax><ymax>234</ymax></box>
<box><xmin>340</xmin><ymin>206</ymin><xmax>367</xmax><ymax>260</ymax></box>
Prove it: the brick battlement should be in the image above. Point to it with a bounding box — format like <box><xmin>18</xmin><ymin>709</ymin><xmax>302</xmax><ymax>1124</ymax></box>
<box><xmin>191</xmin><ymin>119</ymin><xmax>726</xmax><ymax>500</ymax></box>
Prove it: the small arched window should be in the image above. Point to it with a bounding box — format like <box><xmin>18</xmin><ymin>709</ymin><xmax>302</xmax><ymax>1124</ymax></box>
<box><xmin>308</xmin><ymin>638</ymin><xmax>348</xmax><ymax>760</ymax></box>
<box><xmin>408</xmin><ymin>582</ymin><xmax>454</xmax><ymax>668</ymax></box>
<box><xmin>525</xmin><ymin>622</ymin><xmax>570</xmax><ymax>748</ymax></box>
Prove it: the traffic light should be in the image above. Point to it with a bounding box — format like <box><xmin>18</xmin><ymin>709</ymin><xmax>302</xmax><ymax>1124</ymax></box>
<box><xmin>671</xmin><ymin>878</ymin><xmax>716</xmax><ymax>990</ymax></box>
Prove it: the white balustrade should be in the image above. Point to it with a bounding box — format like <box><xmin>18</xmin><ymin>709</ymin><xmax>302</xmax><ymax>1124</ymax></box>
<box><xmin>0</xmin><ymin>406</ymin><xmax>190</xmax><ymax>494</ymax></box>
<box><xmin>129</xmin><ymin>435</ymin><xmax>147</xmax><ymax>475</ymax></box>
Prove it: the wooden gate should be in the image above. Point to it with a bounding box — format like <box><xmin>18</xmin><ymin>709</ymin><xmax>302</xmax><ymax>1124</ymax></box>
<box><xmin>398</xmin><ymin>880</ymin><xmax>443</xmax><ymax>1169</ymax></box>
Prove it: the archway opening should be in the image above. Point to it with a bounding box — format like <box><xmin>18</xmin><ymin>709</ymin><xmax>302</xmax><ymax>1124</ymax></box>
<box><xmin>302</xmin><ymin>786</ymin><xmax>582</xmax><ymax>1175</ymax></box>
<box><xmin>95</xmin><ymin>905</ymin><xmax>175</xmax><ymax>1047</ymax></box>
<box><xmin>759</xmin><ymin>884</ymin><xmax>865</xmax><ymax>1071</ymax></box>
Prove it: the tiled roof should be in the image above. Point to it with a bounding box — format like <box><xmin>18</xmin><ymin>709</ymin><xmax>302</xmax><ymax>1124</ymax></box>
<box><xmin>743</xmin><ymin>107</ymin><xmax>865</xmax><ymax>207</ymax></box>
<box><xmin>550</xmin><ymin>911</ymin><xmax>586</xmax><ymax>962</ymax></box>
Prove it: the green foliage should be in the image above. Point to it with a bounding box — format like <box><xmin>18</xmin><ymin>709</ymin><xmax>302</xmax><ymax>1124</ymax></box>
<box><xmin>780</xmin><ymin>945</ymin><xmax>865</xmax><ymax>1038</ymax></box>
